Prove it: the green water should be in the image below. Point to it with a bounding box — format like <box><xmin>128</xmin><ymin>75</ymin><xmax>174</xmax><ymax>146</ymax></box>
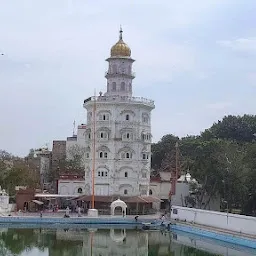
<box><xmin>0</xmin><ymin>227</ymin><xmax>254</xmax><ymax>256</ymax></box>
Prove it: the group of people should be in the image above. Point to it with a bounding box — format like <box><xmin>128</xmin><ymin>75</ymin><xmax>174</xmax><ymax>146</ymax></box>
<box><xmin>64</xmin><ymin>206</ymin><xmax>82</xmax><ymax>218</ymax></box>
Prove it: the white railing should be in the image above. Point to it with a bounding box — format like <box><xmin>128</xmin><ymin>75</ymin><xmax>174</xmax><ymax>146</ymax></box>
<box><xmin>84</xmin><ymin>95</ymin><xmax>154</xmax><ymax>107</ymax></box>
<box><xmin>105</xmin><ymin>71</ymin><xmax>136</xmax><ymax>77</ymax></box>
<box><xmin>171</xmin><ymin>206</ymin><xmax>256</xmax><ymax>236</ymax></box>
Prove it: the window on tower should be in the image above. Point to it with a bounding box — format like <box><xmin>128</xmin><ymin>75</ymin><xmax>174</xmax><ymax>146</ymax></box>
<box><xmin>122</xmin><ymin>132</ymin><xmax>133</xmax><ymax>141</ymax></box>
<box><xmin>98</xmin><ymin>131</ymin><xmax>108</xmax><ymax>140</ymax></box>
<box><xmin>112</xmin><ymin>64</ymin><xmax>117</xmax><ymax>74</ymax></box>
<box><xmin>124</xmin><ymin>189</ymin><xmax>128</xmax><ymax>195</ymax></box>
<box><xmin>142</xmin><ymin>132</ymin><xmax>151</xmax><ymax>142</ymax></box>
<box><xmin>99</xmin><ymin>114</ymin><xmax>109</xmax><ymax>121</ymax></box>
<box><xmin>120</xmin><ymin>151</ymin><xmax>132</xmax><ymax>159</ymax></box>
<box><xmin>121</xmin><ymin>82</ymin><xmax>125</xmax><ymax>91</ymax></box>
<box><xmin>124</xmin><ymin>172</ymin><xmax>128</xmax><ymax>178</ymax></box>
<box><xmin>99</xmin><ymin>151</ymin><xmax>108</xmax><ymax>159</ymax></box>
<box><xmin>125</xmin><ymin>114</ymin><xmax>130</xmax><ymax>121</ymax></box>
<box><xmin>98</xmin><ymin>171</ymin><xmax>108</xmax><ymax>177</ymax></box>
<box><xmin>112</xmin><ymin>82</ymin><xmax>116</xmax><ymax>91</ymax></box>
<box><xmin>142</xmin><ymin>153</ymin><xmax>149</xmax><ymax>160</ymax></box>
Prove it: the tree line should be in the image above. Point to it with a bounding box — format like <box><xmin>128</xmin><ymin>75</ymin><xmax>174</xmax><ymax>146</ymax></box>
<box><xmin>0</xmin><ymin>114</ymin><xmax>255</xmax><ymax>215</ymax></box>
<box><xmin>151</xmin><ymin>114</ymin><xmax>256</xmax><ymax>216</ymax></box>
<box><xmin>0</xmin><ymin>150</ymin><xmax>40</xmax><ymax>196</ymax></box>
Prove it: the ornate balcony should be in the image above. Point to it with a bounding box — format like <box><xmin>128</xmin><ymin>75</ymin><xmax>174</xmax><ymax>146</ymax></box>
<box><xmin>83</xmin><ymin>95</ymin><xmax>155</xmax><ymax>108</ymax></box>
<box><xmin>105</xmin><ymin>71</ymin><xmax>136</xmax><ymax>78</ymax></box>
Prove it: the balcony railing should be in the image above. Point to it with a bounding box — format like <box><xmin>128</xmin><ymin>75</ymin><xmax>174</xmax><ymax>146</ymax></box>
<box><xmin>105</xmin><ymin>71</ymin><xmax>136</xmax><ymax>77</ymax></box>
<box><xmin>84</xmin><ymin>95</ymin><xmax>154</xmax><ymax>107</ymax></box>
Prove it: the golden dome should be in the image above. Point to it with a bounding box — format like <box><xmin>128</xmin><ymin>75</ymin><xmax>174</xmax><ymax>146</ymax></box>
<box><xmin>110</xmin><ymin>27</ymin><xmax>131</xmax><ymax>57</ymax></box>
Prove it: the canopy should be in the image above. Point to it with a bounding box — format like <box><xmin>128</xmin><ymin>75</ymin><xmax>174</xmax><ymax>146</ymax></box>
<box><xmin>110</xmin><ymin>199</ymin><xmax>127</xmax><ymax>209</ymax></box>
<box><xmin>110</xmin><ymin>199</ymin><xmax>127</xmax><ymax>217</ymax></box>
<box><xmin>125</xmin><ymin>196</ymin><xmax>163</xmax><ymax>203</ymax></box>
<box><xmin>32</xmin><ymin>200</ymin><xmax>43</xmax><ymax>205</ymax></box>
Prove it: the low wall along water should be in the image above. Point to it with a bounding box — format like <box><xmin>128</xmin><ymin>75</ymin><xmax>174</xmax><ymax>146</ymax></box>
<box><xmin>171</xmin><ymin>206</ymin><xmax>256</xmax><ymax>236</ymax></box>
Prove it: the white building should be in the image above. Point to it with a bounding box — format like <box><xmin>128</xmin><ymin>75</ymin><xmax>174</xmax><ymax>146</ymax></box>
<box><xmin>66</xmin><ymin>124</ymin><xmax>87</xmax><ymax>162</ymax></box>
<box><xmin>57</xmin><ymin>174</ymin><xmax>85</xmax><ymax>196</ymax></box>
<box><xmin>83</xmin><ymin>28</ymin><xmax>155</xmax><ymax>197</ymax></box>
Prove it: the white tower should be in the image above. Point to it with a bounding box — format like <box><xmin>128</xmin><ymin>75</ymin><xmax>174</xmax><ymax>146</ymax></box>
<box><xmin>83</xmin><ymin>28</ymin><xmax>155</xmax><ymax>197</ymax></box>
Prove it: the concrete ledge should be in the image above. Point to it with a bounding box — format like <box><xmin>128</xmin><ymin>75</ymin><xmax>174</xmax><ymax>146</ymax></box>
<box><xmin>0</xmin><ymin>216</ymin><xmax>156</xmax><ymax>225</ymax></box>
<box><xmin>171</xmin><ymin>223</ymin><xmax>256</xmax><ymax>249</ymax></box>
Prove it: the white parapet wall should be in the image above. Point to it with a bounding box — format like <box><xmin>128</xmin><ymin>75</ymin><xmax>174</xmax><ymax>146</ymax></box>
<box><xmin>171</xmin><ymin>206</ymin><xmax>256</xmax><ymax>236</ymax></box>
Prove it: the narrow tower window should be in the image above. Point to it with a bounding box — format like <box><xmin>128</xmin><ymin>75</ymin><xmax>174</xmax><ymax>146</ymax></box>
<box><xmin>124</xmin><ymin>189</ymin><xmax>128</xmax><ymax>195</ymax></box>
<box><xmin>121</xmin><ymin>82</ymin><xmax>125</xmax><ymax>91</ymax></box>
<box><xmin>125</xmin><ymin>172</ymin><xmax>128</xmax><ymax>178</ymax></box>
<box><xmin>125</xmin><ymin>114</ymin><xmax>129</xmax><ymax>121</ymax></box>
<box><xmin>112</xmin><ymin>82</ymin><xmax>116</xmax><ymax>91</ymax></box>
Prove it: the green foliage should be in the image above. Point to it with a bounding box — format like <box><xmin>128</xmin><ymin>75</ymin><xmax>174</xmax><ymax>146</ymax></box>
<box><xmin>201</xmin><ymin>114</ymin><xmax>256</xmax><ymax>142</ymax></box>
<box><xmin>0</xmin><ymin>153</ymin><xmax>40</xmax><ymax>196</ymax></box>
<box><xmin>151</xmin><ymin>134</ymin><xmax>179</xmax><ymax>170</ymax></box>
<box><xmin>151</xmin><ymin>114</ymin><xmax>256</xmax><ymax>215</ymax></box>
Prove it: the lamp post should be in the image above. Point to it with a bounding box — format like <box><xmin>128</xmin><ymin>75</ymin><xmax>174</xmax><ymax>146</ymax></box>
<box><xmin>224</xmin><ymin>154</ymin><xmax>231</xmax><ymax>225</ymax></box>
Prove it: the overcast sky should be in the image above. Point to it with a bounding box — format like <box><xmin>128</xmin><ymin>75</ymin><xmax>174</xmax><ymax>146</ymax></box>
<box><xmin>0</xmin><ymin>0</ymin><xmax>255</xmax><ymax>156</ymax></box>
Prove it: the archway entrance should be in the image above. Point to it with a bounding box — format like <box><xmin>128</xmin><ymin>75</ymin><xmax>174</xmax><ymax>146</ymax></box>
<box><xmin>110</xmin><ymin>199</ymin><xmax>127</xmax><ymax>217</ymax></box>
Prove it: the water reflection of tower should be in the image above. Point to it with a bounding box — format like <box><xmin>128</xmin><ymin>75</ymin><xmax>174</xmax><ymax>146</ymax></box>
<box><xmin>83</xmin><ymin>229</ymin><xmax>149</xmax><ymax>255</ymax></box>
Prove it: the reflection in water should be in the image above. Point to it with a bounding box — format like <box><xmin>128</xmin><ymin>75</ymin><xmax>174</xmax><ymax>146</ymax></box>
<box><xmin>0</xmin><ymin>227</ymin><xmax>255</xmax><ymax>256</ymax></box>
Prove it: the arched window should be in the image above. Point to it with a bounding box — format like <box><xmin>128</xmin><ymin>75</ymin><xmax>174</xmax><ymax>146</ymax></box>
<box><xmin>99</xmin><ymin>151</ymin><xmax>108</xmax><ymax>159</ymax></box>
<box><xmin>124</xmin><ymin>189</ymin><xmax>128</xmax><ymax>195</ymax></box>
<box><xmin>99</xmin><ymin>114</ymin><xmax>109</xmax><ymax>121</ymax></box>
<box><xmin>98</xmin><ymin>171</ymin><xmax>108</xmax><ymax>177</ymax></box>
<box><xmin>124</xmin><ymin>172</ymin><xmax>128</xmax><ymax>178</ymax></box>
<box><xmin>125</xmin><ymin>114</ymin><xmax>130</xmax><ymax>121</ymax></box>
<box><xmin>126</xmin><ymin>152</ymin><xmax>131</xmax><ymax>159</ymax></box>
<box><xmin>122</xmin><ymin>132</ymin><xmax>133</xmax><ymax>141</ymax></box>
<box><xmin>120</xmin><ymin>150</ymin><xmax>132</xmax><ymax>159</ymax></box>
<box><xmin>98</xmin><ymin>131</ymin><xmax>108</xmax><ymax>140</ymax></box>
<box><xmin>142</xmin><ymin>172</ymin><xmax>147</xmax><ymax>178</ymax></box>
<box><xmin>142</xmin><ymin>153</ymin><xmax>149</xmax><ymax>160</ymax></box>
<box><xmin>112</xmin><ymin>82</ymin><xmax>116</xmax><ymax>91</ymax></box>
<box><xmin>149</xmin><ymin>189</ymin><xmax>153</xmax><ymax>195</ymax></box>
<box><xmin>121</xmin><ymin>82</ymin><xmax>125</xmax><ymax>91</ymax></box>
<box><xmin>78</xmin><ymin>188</ymin><xmax>83</xmax><ymax>194</ymax></box>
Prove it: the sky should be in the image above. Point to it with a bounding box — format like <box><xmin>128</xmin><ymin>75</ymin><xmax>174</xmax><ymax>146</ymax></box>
<box><xmin>0</xmin><ymin>0</ymin><xmax>255</xmax><ymax>156</ymax></box>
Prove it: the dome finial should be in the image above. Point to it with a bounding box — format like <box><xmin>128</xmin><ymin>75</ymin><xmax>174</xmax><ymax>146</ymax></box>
<box><xmin>119</xmin><ymin>25</ymin><xmax>123</xmax><ymax>40</ymax></box>
<box><xmin>110</xmin><ymin>26</ymin><xmax>131</xmax><ymax>57</ymax></box>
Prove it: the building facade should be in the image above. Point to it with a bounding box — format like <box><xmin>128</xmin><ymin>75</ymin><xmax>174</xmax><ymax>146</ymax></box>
<box><xmin>66</xmin><ymin>124</ymin><xmax>87</xmax><ymax>163</ymax></box>
<box><xmin>57</xmin><ymin>174</ymin><xmax>85</xmax><ymax>196</ymax></box>
<box><xmin>83</xmin><ymin>28</ymin><xmax>155</xmax><ymax>197</ymax></box>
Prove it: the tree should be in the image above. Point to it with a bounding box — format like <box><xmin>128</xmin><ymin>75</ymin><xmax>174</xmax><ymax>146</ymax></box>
<box><xmin>0</xmin><ymin>150</ymin><xmax>40</xmax><ymax>195</ymax></box>
<box><xmin>241</xmin><ymin>143</ymin><xmax>256</xmax><ymax>215</ymax></box>
<box><xmin>201</xmin><ymin>114</ymin><xmax>256</xmax><ymax>142</ymax></box>
<box><xmin>66</xmin><ymin>144</ymin><xmax>86</xmax><ymax>170</ymax></box>
<box><xmin>151</xmin><ymin>134</ymin><xmax>179</xmax><ymax>170</ymax></box>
